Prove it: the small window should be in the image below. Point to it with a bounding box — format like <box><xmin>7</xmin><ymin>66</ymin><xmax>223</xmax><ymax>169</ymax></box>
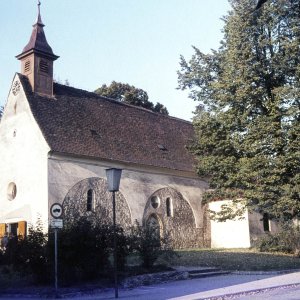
<box><xmin>7</xmin><ymin>182</ymin><xmax>17</xmax><ymax>201</ymax></box>
<box><xmin>166</xmin><ymin>197</ymin><xmax>173</xmax><ymax>217</ymax></box>
<box><xmin>151</xmin><ymin>196</ymin><xmax>160</xmax><ymax>209</ymax></box>
<box><xmin>87</xmin><ymin>189</ymin><xmax>94</xmax><ymax>212</ymax></box>
<box><xmin>39</xmin><ymin>60</ymin><xmax>49</xmax><ymax>74</ymax></box>
<box><xmin>263</xmin><ymin>213</ymin><xmax>270</xmax><ymax>232</ymax></box>
<box><xmin>9</xmin><ymin>223</ymin><xmax>18</xmax><ymax>237</ymax></box>
<box><xmin>25</xmin><ymin>60</ymin><xmax>31</xmax><ymax>73</ymax></box>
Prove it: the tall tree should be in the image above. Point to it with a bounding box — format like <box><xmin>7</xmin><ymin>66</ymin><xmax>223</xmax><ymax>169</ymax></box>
<box><xmin>95</xmin><ymin>81</ymin><xmax>168</xmax><ymax>115</ymax></box>
<box><xmin>178</xmin><ymin>0</ymin><xmax>300</xmax><ymax>220</ymax></box>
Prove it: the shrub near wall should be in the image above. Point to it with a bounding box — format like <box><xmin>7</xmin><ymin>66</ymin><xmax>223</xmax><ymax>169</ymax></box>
<box><xmin>258</xmin><ymin>221</ymin><xmax>300</xmax><ymax>256</ymax></box>
<box><xmin>2</xmin><ymin>221</ymin><xmax>50</xmax><ymax>284</ymax></box>
<box><xmin>48</xmin><ymin>218</ymin><xmax>118</xmax><ymax>284</ymax></box>
<box><xmin>1</xmin><ymin>218</ymin><xmax>176</xmax><ymax>286</ymax></box>
<box><xmin>129</xmin><ymin>221</ymin><xmax>176</xmax><ymax>268</ymax></box>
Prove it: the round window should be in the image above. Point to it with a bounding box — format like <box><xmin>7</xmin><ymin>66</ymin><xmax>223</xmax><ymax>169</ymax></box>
<box><xmin>151</xmin><ymin>196</ymin><xmax>160</xmax><ymax>209</ymax></box>
<box><xmin>7</xmin><ymin>182</ymin><xmax>17</xmax><ymax>201</ymax></box>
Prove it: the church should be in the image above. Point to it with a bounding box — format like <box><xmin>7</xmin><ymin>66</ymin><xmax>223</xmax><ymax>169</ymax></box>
<box><xmin>0</xmin><ymin>3</ymin><xmax>277</xmax><ymax>249</ymax></box>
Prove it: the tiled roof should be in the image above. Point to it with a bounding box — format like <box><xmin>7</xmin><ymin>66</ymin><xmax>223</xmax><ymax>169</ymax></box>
<box><xmin>19</xmin><ymin>74</ymin><xmax>196</xmax><ymax>172</ymax></box>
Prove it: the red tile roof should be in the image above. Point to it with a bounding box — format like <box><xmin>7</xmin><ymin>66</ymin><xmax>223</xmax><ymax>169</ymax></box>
<box><xmin>19</xmin><ymin>74</ymin><xmax>196</xmax><ymax>172</ymax></box>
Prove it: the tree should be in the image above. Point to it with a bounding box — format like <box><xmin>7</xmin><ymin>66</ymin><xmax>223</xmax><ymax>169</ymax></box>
<box><xmin>95</xmin><ymin>81</ymin><xmax>169</xmax><ymax>115</ymax></box>
<box><xmin>0</xmin><ymin>106</ymin><xmax>3</xmax><ymax>120</ymax></box>
<box><xmin>178</xmin><ymin>0</ymin><xmax>300</xmax><ymax>221</ymax></box>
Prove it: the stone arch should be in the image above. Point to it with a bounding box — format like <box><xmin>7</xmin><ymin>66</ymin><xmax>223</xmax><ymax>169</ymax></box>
<box><xmin>146</xmin><ymin>213</ymin><xmax>162</xmax><ymax>241</ymax></box>
<box><xmin>143</xmin><ymin>187</ymin><xmax>203</xmax><ymax>248</ymax></box>
<box><xmin>62</xmin><ymin>177</ymin><xmax>131</xmax><ymax>229</ymax></box>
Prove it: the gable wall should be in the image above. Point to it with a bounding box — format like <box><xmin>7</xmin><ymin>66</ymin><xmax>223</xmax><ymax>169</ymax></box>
<box><xmin>0</xmin><ymin>75</ymin><xmax>50</xmax><ymax>229</ymax></box>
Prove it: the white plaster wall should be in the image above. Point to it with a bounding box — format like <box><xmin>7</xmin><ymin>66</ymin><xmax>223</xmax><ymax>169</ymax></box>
<box><xmin>48</xmin><ymin>155</ymin><xmax>208</xmax><ymax>227</ymax></box>
<box><xmin>0</xmin><ymin>74</ymin><xmax>50</xmax><ymax>228</ymax></box>
<box><xmin>209</xmin><ymin>200</ymin><xmax>251</xmax><ymax>248</ymax></box>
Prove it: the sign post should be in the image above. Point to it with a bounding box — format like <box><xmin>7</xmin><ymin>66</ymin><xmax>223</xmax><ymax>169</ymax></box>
<box><xmin>50</xmin><ymin>203</ymin><xmax>63</xmax><ymax>295</ymax></box>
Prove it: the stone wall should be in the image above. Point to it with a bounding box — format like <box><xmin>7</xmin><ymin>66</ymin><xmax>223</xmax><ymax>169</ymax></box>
<box><xmin>62</xmin><ymin>177</ymin><xmax>132</xmax><ymax>229</ymax></box>
<box><xmin>143</xmin><ymin>187</ymin><xmax>204</xmax><ymax>248</ymax></box>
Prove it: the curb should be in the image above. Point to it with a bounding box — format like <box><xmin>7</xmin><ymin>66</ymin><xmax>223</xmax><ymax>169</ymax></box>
<box><xmin>231</xmin><ymin>269</ymin><xmax>300</xmax><ymax>275</ymax></box>
<box><xmin>202</xmin><ymin>283</ymin><xmax>300</xmax><ymax>300</ymax></box>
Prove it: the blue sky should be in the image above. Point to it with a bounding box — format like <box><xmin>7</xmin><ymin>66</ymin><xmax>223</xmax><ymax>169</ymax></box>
<box><xmin>0</xmin><ymin>0</ymin><xmax>231</xmax><ymax>120</ymax></box>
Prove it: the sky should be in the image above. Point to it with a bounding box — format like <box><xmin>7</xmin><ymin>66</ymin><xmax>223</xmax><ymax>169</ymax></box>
<box><xmin>0</xmin><ymin>0</ymin><xmax>231</xmax><ymax>121</ymax></box>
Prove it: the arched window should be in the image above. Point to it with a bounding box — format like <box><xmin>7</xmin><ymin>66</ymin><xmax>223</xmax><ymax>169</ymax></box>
<box><xmin>166</xmin><ymin>197</ymin><xmax>173</xmax><ymax>217</ymax></box>
<box><xmin>147</xmin><ymin>214</ymin><xmax>161</xmax><ymax>245</ymax></box>
<box><xmin>263</xmin><ymin>213</ymin><xmax>270</xmax><ymax>232</ymax></box>
<box><xmin>87</xmin><ymin>189</ymin><xmax>94</xmax><ymax>212</ymax></box>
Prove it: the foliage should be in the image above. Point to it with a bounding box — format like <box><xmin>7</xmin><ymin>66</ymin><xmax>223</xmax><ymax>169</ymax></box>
<box><xmin>0</xmin><ymin>218</ymin><xmax>175</xmax><ymax>286</ymax></box>
<box><xmin>178</xmin><ymin>0</ymin><xmax>300</xmax><ymax>220</ymax></box>
<box><xmin>95</xmin><ymin>81</ymin><xmax>169</xmax><ymax>115</ymax></box>
<box><xmin>3</xmin><ymin>220</ymin><xmax>49</xmax><ymax>284</ymax></box>
<box><xmin>129</xmin><ymin>220</ymin><xmax>176</xmax><ymax>268</ymax></box>
<box><xmin>257</xmin><ymin>221</ymin><xmax>300</xmax><ymax>256</ymax></box>
<box><xmin>47</xmin><ymin>217</ymin><xmax>130</xmax><ymax>285</ymax></box>
<box><xmin>48</xmin><ymin>218</ymin><xmax>109</xmax><ymax>284</ymax></box>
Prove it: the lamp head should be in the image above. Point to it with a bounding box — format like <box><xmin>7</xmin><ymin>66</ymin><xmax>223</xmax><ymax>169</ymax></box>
<box><xmin>106</xmin><ymin>168</ymin><xmax>122</xmax><ymax>192</ymax></box>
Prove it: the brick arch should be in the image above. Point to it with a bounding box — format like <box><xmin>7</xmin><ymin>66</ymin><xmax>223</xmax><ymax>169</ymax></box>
<box><xmin>143</xmin><ymin>187</ymin><xmax>203</xmax><ymax>248</ymax></box>
<box><xmin>62</xmin><ymin>177</ymin><xmax>131</xmax><ymax>228</ymax></box>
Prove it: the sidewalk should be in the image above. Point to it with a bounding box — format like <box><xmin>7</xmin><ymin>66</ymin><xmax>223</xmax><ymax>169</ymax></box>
<box><xmin>169</xmin><ymin>271</ymin><xmax>300</xmax><ymax>300</ymax></box>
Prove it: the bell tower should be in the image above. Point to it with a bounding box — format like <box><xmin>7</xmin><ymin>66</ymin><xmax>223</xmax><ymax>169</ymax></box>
<box><xmin>16</xmin><ymin>1</ymin><xmax>59</xmax><ymax>97</ymax></box>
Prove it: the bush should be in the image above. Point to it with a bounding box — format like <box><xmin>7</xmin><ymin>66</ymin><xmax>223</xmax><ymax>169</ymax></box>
<box><xmin>257</xmin><ymin>221</ymin><xmax>300</xmax><ymax>256</ymax></box>
<box><xmin>47</xmin><ymin>218</ymin><xmax>112</xmax><ymax>285</ymax></box>
<box><xmin>47</xmin><ymin>217</ymin><xmax>130</xmax><ymax>285</ymax></box>
<box><xmin>1</xmin><ymin>217</ymin><xmax>177</xmax><ymax>286</ymax></box>
<box><xmin>3</xmin><ymin>220</ymin><xmax>49</xmax><ymax>284</ymax></box>
<box><xmin>104</xmin><ymin>225</ymin><xmax>130</xmax><ymax>271</ymax></box>
<box><xmin>129</xmin><ymin>220</ymin><xmax>176</xmax><ymax>268</ymax></box>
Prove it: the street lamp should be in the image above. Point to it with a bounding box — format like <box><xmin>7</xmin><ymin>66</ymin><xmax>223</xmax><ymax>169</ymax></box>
<box><xmin>106</xmin><ymin>168</ymin><xmax>122</xmax><ymax>299</ymax></box>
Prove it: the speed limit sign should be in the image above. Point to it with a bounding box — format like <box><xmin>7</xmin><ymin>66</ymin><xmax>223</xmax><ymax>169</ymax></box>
<box><xmin>50</xmin><ymin>203</ymin><xmax>63</xmax><ymax>219</ymax></box>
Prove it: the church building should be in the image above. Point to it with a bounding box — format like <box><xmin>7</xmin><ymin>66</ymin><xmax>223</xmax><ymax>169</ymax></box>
<box><xmin>0</xmin><ymin>3</ymin><xmax>276</xmax><ymax>249</ymax></box>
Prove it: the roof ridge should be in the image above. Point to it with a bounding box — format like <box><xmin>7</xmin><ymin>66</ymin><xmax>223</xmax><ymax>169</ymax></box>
<box><xmin>53</xmin><ymin>82</ymin><xmax>192</xmax><ymax>124</ymax></box>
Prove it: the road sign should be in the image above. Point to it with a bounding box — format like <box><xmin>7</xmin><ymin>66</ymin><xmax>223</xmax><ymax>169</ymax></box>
<box><xmin>50</xmin><ymin>219</ymin><xmax>63</xmax><ymax>229</ymax></box>
<box><xmin>50</xmin><ymin>203</ymin><xmax>63</xmax><ymax>219</ymax></box>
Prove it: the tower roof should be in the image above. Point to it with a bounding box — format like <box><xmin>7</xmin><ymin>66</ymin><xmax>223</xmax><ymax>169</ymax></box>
<box><xmin>16</xmin><ymin>1</ymin><xmax>58</xmax><ymax>60</ymax></box>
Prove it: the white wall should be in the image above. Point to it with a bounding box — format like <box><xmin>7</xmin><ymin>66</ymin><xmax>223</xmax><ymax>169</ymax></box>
<box><xmin>0</xmin><ymin>74</ymin><xmax>50</xmax><ymax>228</ymax></box>
<box><xmin>209</xmin><ymin>200</ymin><xmax>251</xmax><ymax>248</ymax></box>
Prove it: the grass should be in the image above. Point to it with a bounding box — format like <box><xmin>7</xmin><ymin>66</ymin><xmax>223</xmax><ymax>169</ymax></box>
<box><xmin>168</xmin><ymin>248</ymin><xmax>300</xmax><ymax>271</ymax></box>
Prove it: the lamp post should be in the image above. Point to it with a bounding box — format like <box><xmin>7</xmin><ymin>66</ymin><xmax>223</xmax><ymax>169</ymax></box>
<box><xmin>106</xmin><ymin>168</ymin><xmax>122</xmax><ymax>299</ymax></box>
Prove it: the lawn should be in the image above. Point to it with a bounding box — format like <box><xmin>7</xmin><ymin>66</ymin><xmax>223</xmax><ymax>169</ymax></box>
<box><xmin>168</xmin><ymin>248</ymin><xmax>300</xmax><ymax>271</ymax></box>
